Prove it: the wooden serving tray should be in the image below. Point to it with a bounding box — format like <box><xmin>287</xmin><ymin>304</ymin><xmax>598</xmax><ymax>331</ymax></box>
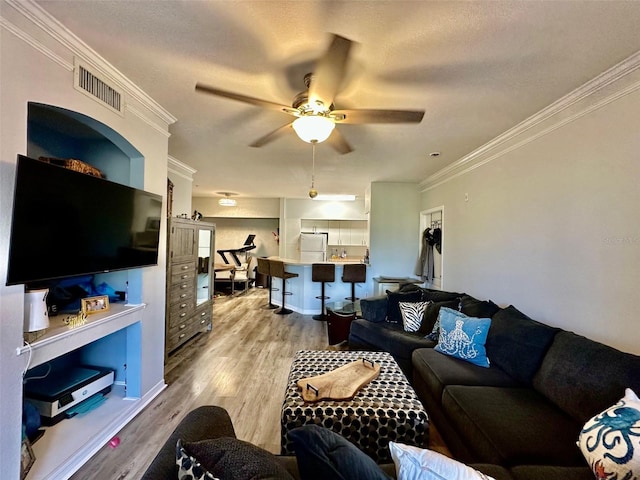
<box><xmin>297</xmin><ymin>358</ymin><xmax>380</xmax><ymax>402</ymax></box>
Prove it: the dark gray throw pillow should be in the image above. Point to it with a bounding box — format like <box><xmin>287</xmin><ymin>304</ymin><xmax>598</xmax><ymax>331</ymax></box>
<box><xmin>418</xmin><ymin>298</ymin><xmax>461</xmax><ymax>334</ymax></box>
<box><xmin>385</xmin><ymin>289</ymin><xmax>423</xmax><ymax>324</ymax></box>
<box><xmin>289</xmin><ymin>425</ymin><xmax>391</xmax><ymax>480</ymax></box>
<box><xmin>460</xmin><ymin>294</ymin><xmax>500</xmax><ymax>318</ymax></box>
<box><xmin>179</xmin><ymin>437</ymin><xmax>295</xmax><ymax>480</ymax></box>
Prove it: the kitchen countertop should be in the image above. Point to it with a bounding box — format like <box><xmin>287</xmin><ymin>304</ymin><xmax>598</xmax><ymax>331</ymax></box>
<box><xmin>267</xmin><ymin>256</ymin><xmax>368</xmax><ymax>266</ymax></box>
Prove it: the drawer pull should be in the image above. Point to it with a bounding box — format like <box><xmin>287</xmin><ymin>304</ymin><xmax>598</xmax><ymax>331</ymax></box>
<box><xmin>179</xmin><ymin>333</ymin><xmax>186</xmax><ymax>339</ymax></box>
<box><xmin>180</xmin><ymin>293</ymin><xmax>187</xmax><ymax>298</ymax></box>
<box><xmin>180</xmin><ymin>303</ymin><xmax>187</xmax><ymax>308</ymax></box>
<box><xmin>200</xmin><ymin>319</ymin><xmax>206</xmax><ymax>324</ymax></box>
<box><xmin>181</xmin><ymin>274</ymin><xmax>188</xmax><ymax>279</ymax></box>
<box><xmin>200</xmin><ymin>311</ymin><xmax>206</xmax><ymax>316</ymax></box>
<box><xmin>179</xmin><ymin>324</ymin><xmax>186</xmax><ymax>330</ymax></box>
<box><xmin>180</xmin><ymin>284</ymin><xmax>188</xmax><ymax>289</ymax></box>
<box><xmin>180</xmin><ymin>312</ymin><xmax>187</xmax><ymax>318</ymax></box>
<box><xmin>181</xmin><ymin>265</ymin><xmax>189</xmax><ymax>270</ymax></box>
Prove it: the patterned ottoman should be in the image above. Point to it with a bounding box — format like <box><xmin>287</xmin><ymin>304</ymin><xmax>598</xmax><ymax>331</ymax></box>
<box><xmin>281</xmin><ymin>350</ymin><xmax>429</xmax><ymax>463</ymax></box>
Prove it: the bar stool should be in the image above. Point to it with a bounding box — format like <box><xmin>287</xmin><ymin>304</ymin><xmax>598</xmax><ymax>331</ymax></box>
<box><xmin>311</xmin><ymin>263</ymin><xmax>335</xmax><ymax>321</ymax></box>
<box><xmin>269</xmin><ymin>260</ymin><xmax>299</xmax><ymax>315</ymax></box>
<box><xmin>256</xmin><ymin>257</ymin><xmax>278</xmax><ymax>309</ymax></box>
<box><xmin>342</xmin><ymin>263</ymin><xmax>367</xmax><ymax>302</ymax></box>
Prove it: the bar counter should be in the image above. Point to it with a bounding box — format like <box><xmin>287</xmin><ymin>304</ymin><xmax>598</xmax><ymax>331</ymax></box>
<box><xmin>267</xmin><ymin>257</ymin><xmax>371</xmax><ymax>315</ymax></box>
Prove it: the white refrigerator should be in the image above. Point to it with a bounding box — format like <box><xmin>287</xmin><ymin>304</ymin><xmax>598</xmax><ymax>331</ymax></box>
<box><xmin>299</xmin><ymin>232</ymin><xmax>327</xmax><ymax>262</ymax></box>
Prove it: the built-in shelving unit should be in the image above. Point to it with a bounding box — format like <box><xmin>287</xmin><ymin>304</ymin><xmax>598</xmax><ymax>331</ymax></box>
<box><xmin>21</xmin><ymin>304</ymin><xmax>149</xmax><ymax>480</ymax></box>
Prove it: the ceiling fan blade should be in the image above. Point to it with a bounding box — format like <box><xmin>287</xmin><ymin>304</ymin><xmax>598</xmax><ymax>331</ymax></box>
<box><xmin>195</xmin><ymin>83</ymin><xmax>298</xmax><ymax>116</ymax></box>
<box><xmin>249</xmin><ymin>123</ymin><xmax>293</xmax><ymax>148</ymax></box>
<box><xmin>331</xmin><ymin>109</ymin><xmax>425</xmax><ymax>124</ymax></box>
<box><xmin>326</xmin><ymin>128</ymin><xmax>353</xmax><ymax>155</ymax></box>
<box><xmin>308</xmin><ymin>34</ymin><xmax>353</xmax><ymax>108</ymax></box>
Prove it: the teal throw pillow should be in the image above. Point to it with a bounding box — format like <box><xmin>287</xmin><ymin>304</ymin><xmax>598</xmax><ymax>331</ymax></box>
<box><xmin>434</xmin><ymin>307</ymin><xmax>492</xmax><ymax>368</ymax></box>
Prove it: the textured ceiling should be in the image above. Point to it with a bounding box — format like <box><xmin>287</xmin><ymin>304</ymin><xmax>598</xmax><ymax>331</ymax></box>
<box><xmin>35</xmin><ymin>0</ymin><xmax>640</xmax><ymax>199</ymax></box>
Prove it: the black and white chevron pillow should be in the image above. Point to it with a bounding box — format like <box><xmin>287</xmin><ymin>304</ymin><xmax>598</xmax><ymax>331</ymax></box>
<box><xmin>399</xmin><ymin>301</ymin><xmax>430</xmax><ymax>332</ymax></box>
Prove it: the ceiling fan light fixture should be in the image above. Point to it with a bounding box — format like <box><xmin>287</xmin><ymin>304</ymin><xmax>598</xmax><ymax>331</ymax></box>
<box><xmin>218</xmin><ymin>192</ymin><xmax>237</xmax><ymax>207</ymax></box>
<box><xmin>292</xmin><ymin>115</ymin><xmax>335</xmax><ymax>143</ymax></box>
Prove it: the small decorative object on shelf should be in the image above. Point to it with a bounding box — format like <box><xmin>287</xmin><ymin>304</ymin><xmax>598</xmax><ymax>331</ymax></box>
<box><xmin>20</xmin><ymin>436</ymin><xmax>35</xmax><ymax>480</ymax></box>
<box><xmin>38</xmin><ymin>156</ymin><xmax>105</xmax><ymax>178</ymax></box>
<box><xmin>63</xmin><ymin>311</ymin><xmax>87</xmax><ymax>329</ymax></box>
<box><xmin>81</xmin><ymin>295</ymin><xmax>110</xmax><ymax>315</ymax></box>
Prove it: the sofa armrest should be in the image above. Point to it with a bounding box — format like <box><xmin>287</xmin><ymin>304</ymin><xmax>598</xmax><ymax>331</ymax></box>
<box><xmin>360</xmin><ymin>295</ymin><xmax>388</xmax><ymax>323</ymax></box>
<box><xmin>141</xmin><ymin>406</ymin><xmax>236</xmax><ymax>480</ymax></box>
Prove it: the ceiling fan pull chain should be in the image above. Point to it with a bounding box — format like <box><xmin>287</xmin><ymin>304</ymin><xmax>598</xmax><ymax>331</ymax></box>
<box><xmin>309</xmin><ymin>141</ymin><xmax>318</xmax><ymax>198</ymax></box>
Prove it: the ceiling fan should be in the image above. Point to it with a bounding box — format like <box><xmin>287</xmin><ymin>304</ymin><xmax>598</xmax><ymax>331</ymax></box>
<box><xmin>195</xmin><ymin>34</ymin><xmax>425</xmax><ymax>154</ymax></box>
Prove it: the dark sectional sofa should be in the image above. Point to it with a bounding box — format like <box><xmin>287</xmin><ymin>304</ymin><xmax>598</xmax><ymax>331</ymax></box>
<box><xmin>348</xmin><ymin>284</ymin><xmax>640</xmax><ymax>476</ymax></box>
<box><xmin>142</xmin><ymin>405</ymin><xmax>584</xmax><ymax>480</ymax></box>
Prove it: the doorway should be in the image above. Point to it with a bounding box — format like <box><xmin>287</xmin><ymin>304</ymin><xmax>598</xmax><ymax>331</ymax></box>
<box><xmin>419</xmin><ymin>207</ymin><xmax>444</xmax><ymax>290</ymax></box>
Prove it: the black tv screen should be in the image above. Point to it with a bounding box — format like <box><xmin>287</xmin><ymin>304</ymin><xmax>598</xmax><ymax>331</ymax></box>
<box><xmin>6</xmin><ymin>155</ymin><xmax>163</xmax><ymax>286</ymax></box>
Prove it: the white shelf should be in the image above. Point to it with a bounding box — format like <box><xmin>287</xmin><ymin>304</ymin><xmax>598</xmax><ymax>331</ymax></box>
<box><xmin>28</xmin><ymin>384</ymin><xmax>136</xmax><ymax>480</ymax></box>
<box><xmin>17</xmin><ymin>304</ymin><xmax>146</xmax><ymax>368</ymax></box>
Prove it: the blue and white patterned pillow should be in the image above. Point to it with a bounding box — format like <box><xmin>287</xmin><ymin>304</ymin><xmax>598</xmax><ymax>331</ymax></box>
<box><xmin>434</xmin><ymin>307</ymin><xmax>491</xmax><ymax>368</ymax></box>
<box><xmin>578</xmin><ymin>388</ymin><xmax>640</xmax><ymax>479</ymax></box>
<box><xmin>399</xmin><ymin>301</ymin><xmax>430</xmax><ymax>332</ymax></box>
<box><xmin>176</xmin><ymin>439</ymin><xmax>219</xmax><ymax>480</ymax></box>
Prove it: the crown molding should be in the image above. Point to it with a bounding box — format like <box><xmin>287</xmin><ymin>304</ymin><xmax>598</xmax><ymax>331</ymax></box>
<box><xmin>5</xmin><ymin>0</ymin><xmax>177</xmax><ymax>128</ymax></box>
<box><xmin>421</xmin><ymin>50</ymin><xmax>640</xmax><ymax>191</ymax></box>
<box><xmin>168</xmin><ymin>156</ymin><xmax>197</xmax><ymax>182</ymax></box>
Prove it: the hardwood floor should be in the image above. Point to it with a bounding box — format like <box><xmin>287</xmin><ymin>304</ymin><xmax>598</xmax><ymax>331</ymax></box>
<box><xmin>70</xmin><ymin>288</ymin><xmax>448</xmax><ymax>479</ymax></box>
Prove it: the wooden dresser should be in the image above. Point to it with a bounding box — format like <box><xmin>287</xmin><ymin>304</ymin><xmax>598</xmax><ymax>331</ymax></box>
<box><xmin>165</xmin><ymin>217</ymin><xmax>215</xmax><ymax>356</ymax></box>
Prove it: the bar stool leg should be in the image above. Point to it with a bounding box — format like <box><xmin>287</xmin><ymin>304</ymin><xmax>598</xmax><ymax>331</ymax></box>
<box><xmin>267</xmin><ymin>275</ymin><xmax>278</xmax><ymax>309</ymax></box>
<box><xmin>276</xmin><ymin>277</ymin><xmax>293</xmax><ymax>315</ymax></box>
<box><xmin>312</xmin><ymin>281</ymin><xmax>327</xmax><ymax>321</ymax></box>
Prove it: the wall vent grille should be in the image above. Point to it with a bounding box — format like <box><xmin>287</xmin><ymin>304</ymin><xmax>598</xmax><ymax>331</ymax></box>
<box><xmin>75</xmin><ymin>62</ymin><xmax>124</xmax><ymax>115</ymax></box>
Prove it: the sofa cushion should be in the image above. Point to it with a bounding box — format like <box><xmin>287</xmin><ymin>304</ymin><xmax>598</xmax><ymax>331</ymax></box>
<box><xmin>180</xmin><ymin>437</ymin><xmax>295</xmax><ymax>480</ymax></box>
<box><xmin>289</xmin><ymin>425</ymin><xmax>392</xmax><ymax>480</ymax></box>
<box><xmin>577</xmin><ymin>388</ymin><xmax>640</xmax><ymax>480</ymax></box>
<box><xmin>386</xmin><ymin>289</ymin><xmax>424</xmax><ymax>324</ymax></box>
<box><xmin>418</xmin><ymin>298</ymin><xmax>461</xmax><ymax>335</ymax></box>
<box><xmin>460</xmin><ymin>295</ymin><xmax>501</xmax><ymax>319</ymax></box>
<box><xmin>349</xmin><ymin>319</ymin><xmax>436</xmax><ymax>361</ymax></box>
<box><xmin>360</xmin><ymin>295</ymin><xmax>389</xmax><ymax>323</ymax></box>
<box><xmin>532</xmin><ymin>331</ymin><xmax>640</xmax><ymax>423</ymax></box>
<box><xmin>441</xmin><ymin>386</ymin><xmax>585</xmax><ymax>466</ymax></box>
<box><xmin>509</xmin><ymin>465</ymin><xmax>593</xmax><ymax>480</ymax></box>
<box><xmin>485</xmin><ymin>306</ymin><xmax>559</xmax><ymax>385</ymax></box>
<box><xmin>388</xmin><ymin>442</ymin><xmax>499</xmax><ymax>480</ymax></box>
<box><xmin>434</xmin><ymin>308</ymin><xmax>492</xmax><ymax>368</ymax></box>
<box><xmin>421</xmin><ymin>288</ymin><xmax>464</xmax><ymax>303</ymax></box>
<box><xmin>411</xmin><ymin>349</ymin><xmax>519</xmax><ymax>403</ymax></box>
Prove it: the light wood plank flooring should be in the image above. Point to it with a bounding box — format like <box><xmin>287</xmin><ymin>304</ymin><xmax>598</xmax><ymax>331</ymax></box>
<box><xmin>70</xmin><ymin>288</ymin><xmax>447</xmax><ymax>479</ymax></box>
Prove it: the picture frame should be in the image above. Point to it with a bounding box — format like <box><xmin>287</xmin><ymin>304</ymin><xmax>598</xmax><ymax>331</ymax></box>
<box><xmin>21</xmin><ymin>438</ymin><xmax>35</xmax><ymax>479</ymax></box>
<box><xmin>81</xmin><ymin>295</ymin><xmax>110</xmax><ymax>315</ymax></box>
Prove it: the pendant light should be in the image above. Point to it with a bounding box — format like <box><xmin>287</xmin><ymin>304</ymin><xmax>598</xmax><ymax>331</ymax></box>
<box><xmin>218</xmin><ymin>192</ymin><xmax>237</xmax><ymax>207</ymax></box>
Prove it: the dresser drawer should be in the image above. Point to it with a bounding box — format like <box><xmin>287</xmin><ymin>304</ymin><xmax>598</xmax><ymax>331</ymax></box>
<box><xmin>170</xmin><ymin>261</ymin><xmax>197</xmax><ymax>284</ymax></box>
<box><xmin>193</xmin><ymin>302</ymin><xmax>212</xmax><ymax>329</ymax></box>
<box><xmin>169</xmin><ymin>281</ymin><xmax>196</xmax><ymax>305</ymax></box>
<box><xmin>168</xmin><ymin>302</ymin><xmax>195</xmax><ymax>326</ymax></box>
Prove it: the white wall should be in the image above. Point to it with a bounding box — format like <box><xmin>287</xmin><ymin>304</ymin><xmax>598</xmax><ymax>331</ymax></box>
<box><xmin>420</xmin><ymin>55</ymin><xmax>640</xmax><ymax>355</ymax></box>
<box><xmin>193</xmin><ymin>196</ymin><xmax>281</xmax><ymax>218</ymax></box>
<box><xmin>0</xmin><ymin>2</ymin><xmax>174</xmax><ymax>475</ymax></box>
<box><xmin>369</xmin><ymin>183</ymin><xmax>421</xmax><ymax>281</ymax></box>
<box><xmin>168</xmin><ymin>155</ymin><xmax>195</xmax><ymax>218</ymax></box>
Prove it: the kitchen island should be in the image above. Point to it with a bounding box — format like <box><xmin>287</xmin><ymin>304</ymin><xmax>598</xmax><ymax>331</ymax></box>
<box><xmin>268</xmin><ymin>258</ymin><xmax>371</xmax><ymax>315</ymax></box>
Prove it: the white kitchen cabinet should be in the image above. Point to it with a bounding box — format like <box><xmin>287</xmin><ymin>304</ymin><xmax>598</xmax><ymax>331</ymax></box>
<box><xmin>301</xmin><ymin>219</ymin><xmax>329</xmax><ymax>233</ymax></box>
<box><xmin>328</xmin><ymin>220</ymin><xmax>341</xmax><ymax>244</ymax></box>
<box><xmin>327</xmin><ymin>220</ymin><xmax>368</xmax><ymax>246</ymax></box>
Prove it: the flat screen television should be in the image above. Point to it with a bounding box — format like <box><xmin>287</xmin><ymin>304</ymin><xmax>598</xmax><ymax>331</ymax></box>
<box><xmin>6</xmin><ymin>155</ymin><xmax>163</xmax><ymax>286</ymax></box>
